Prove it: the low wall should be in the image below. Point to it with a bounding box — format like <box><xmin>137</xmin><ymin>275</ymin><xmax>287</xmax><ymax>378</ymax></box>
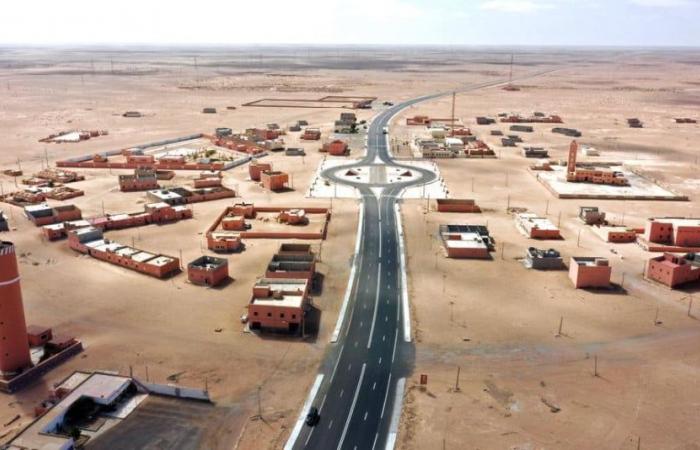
<box><xmin>139</xmin><ymin>381</ymin><xmax>210</xmax><ymax>402</ymax></box>
<box><xmin>0</xmin><ymin>342</ymin><xmax>83</xmax><ymax>393</ymax></box>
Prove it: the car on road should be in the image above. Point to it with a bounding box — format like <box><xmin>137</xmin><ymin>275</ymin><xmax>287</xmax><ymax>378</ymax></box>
<box><xmin>305</xmin><ymin>407</ymin><xmax>320</xmax><ymax>427</ymax></box>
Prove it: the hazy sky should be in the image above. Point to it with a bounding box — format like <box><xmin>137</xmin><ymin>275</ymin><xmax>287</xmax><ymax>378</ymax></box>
<box><xmin>0</xmin><ymin>0</ymin><xmax>698</xmax><ymax>46</ymax></box>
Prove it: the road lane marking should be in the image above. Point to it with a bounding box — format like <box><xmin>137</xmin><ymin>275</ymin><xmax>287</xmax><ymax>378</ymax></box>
<box><xmin>363</xmin><ymin>411</ymin><xmax>368</xmax><ymax>421</ymax></box>
<box><xmin>392</xmin><ymin>330</ymin><xmax>398</xmax><ymax>363</ymax></box>
<box><xmin>328</xmin><ymin>419</ymin><xmax>334</xmax><ymax>429</ymax></box>
<box><xmin>384</xmin><ymin>378</ymin><xmax>406</xmax><ymax>450</ymax></box>
<box><xmin>380</xmin><ymin>373</ymin><xmax>392</xmax><ymax>419</ymax></box>
<box><xmin>337</xmin><ymin>363</ymin><xmax>367</xmax><ymax>450</ymax></box>
<box><xmin>372</xmin><ymin>432</ymin><xmax>379</xmax><ymax>450</ymax></box>
<box><xmin>378</xmin><ymin>357</ymin><xmax>383</xmax><ymax>365</ymax></box>
<box><xmin>347</xmin><ymin>364</ymin><xmax>352</xmax><ymax>371</ymax></box>
<box><xmin>372</xmin><ymin>381</ymin><xmax>377</xmax><ymax>390</ymax></box>
<box><xmin>367</xmin><ymin>263</ymin><xmax>382</xmax><ymax>349</ymax></box>
<box><xmin>283</xmin><ymin>374</ymin><xmax>324</xmax><ymax>450</ymax></box>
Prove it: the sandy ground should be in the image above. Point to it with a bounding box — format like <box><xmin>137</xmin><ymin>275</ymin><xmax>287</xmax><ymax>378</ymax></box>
<box><xmin>0</xmin><ymin>47</ymin><xmax>699</xmax><ymax>449</ymax></box>
<box><xmin>391</xmin><ymin>55</ymin><xmax>700</xmax><ymax>450</ymax></box>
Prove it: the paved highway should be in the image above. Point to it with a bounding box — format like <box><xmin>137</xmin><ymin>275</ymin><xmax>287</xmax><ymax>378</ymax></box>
<box><xmin>289</xmin><ymin>75</ymin><xmax>554</xmax><ymax>450</ymax></box>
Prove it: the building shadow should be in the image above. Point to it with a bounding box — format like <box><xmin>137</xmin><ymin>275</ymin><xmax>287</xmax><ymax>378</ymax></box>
<box><xmin>310</xmin><ymin>273</ymin><xmax>325</xmax><ymax>296</ymax></box>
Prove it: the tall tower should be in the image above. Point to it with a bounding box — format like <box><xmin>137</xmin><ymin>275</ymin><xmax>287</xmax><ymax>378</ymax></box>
<box><xmin>567</xmin><ymin>140</ymin><xmax>579</xmax><ymax>175</ymax></box>
<box><xmin>0</xmin><ymin>241</ymin><xmax>32</xmax><ymax>378</ymax></box>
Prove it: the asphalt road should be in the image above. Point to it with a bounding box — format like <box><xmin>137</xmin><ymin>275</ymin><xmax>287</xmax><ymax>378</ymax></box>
<box><xmin>291</xmin><ymin>75</ymin><xmax>556</xmax><ymax>450</ymax></box>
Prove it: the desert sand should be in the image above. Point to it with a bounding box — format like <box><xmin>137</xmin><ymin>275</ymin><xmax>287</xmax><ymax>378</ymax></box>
<box><xmin>0</xmin><ymin>47</ymin><xmax>699</xmax><ymax>449</ymax></box>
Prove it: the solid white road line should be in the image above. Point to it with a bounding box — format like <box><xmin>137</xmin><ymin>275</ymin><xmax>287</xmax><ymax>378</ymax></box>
<box><xmin>380</xmin><ymin>373</ymin><xmax>392</xmax><ymax>419</ymax></box>
<box><xmin>391</xmin><ymin>330</ymin><xmax>398</xmax><ymax>363</ymax></box>
<box><xmin>337</xmin><ymin>363</ymin><xmax>367</xmax><ymax>450</ymax></box>
<box><xmin>284</xmin><ymin>373</ymin><xmax>325</xmax><ymax>450</ymax></box>
<box><xmin>394</xmin><ymin>203</ymin><xmax>412</xmax><ymax>343</ymax></box>
<box><xmin>372</xmin><ymin>432</ymin><xmax>379</xmax><ymax>450</ymax></box>
<box><xmin>367</xmin><ymin>263</ymin><xmax>382</xmax><ymax>349</ymax></box>
<box><xmin>331</xmin><ymin>206</ymin><xmax>364</xmax><ymax>342</ymax></box>
<box><xmin>384</xmin><ymin>377</ymin><xmax>406</xmax><ymax>450</ymax></box>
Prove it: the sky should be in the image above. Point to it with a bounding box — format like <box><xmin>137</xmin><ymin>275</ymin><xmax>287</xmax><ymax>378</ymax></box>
<box><xmin>0</xmin><ymin>0</ymin><xmax>698</xmax><ymax>47</ymax></box>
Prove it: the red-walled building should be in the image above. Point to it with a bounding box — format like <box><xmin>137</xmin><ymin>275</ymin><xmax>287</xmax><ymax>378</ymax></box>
<box><xmin>644</xmin><ymin>218</ymin><xmax>700</xmax><ymax>248</ymax></box>
<box><xmin>249</xmin><ymin>161</ymin><xmax>272</xmax><ymax>181</ymax></box>
<box><xmin>119</xmin><ymin>168</ymin><xmax>159</xmax><ymax>192</ymax></box>
<box><xmin>188</xmin><ymin>256</ymin><xmax>229</xmax><ymax>287</ymax></box>
<box><xmin>248</xmin><ymin>278</ymin><xmax>309</xmax><ymax>334</ymax></box>
<box><xmin>436</xmin><ymin>199</ymin><xmax>480</xmax><ymax>213</ymax></box>
<box><xmin>646</xmin><ymin>253</ymin><xmax>700</xmax><ymax>288</ymax></box>
<box><xmin>24</xmin><ymin>204</ymin><xmax>82</xmax><ymax>226</ymax></box>
<box><xmin>301</xmin><ymin>128</ymin><xmax>321</xmax><ymax>140</ymax></box>
<box><xmin>261</xmin><ymin>171</ymin><xmax>289</xmax><ymax>191</ymax></box>
<box><xmin>324</xmin><ymin>140</ymin><xmax>349</xmax><ymax>156</ymax></box>
<box><xmin>569</xmin><ymin>257</ymin><xmax>612</xmax><ymax>288</ymax></box>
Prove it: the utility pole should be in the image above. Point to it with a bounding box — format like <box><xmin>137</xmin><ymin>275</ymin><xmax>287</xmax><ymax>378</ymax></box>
<box><xmin>556</xmin><ymin>316</ymin><xmax>563</xmax><ymax>337</ymax></box>
<box><xmin>593</xmin><ymin>355</ymin><xmax>599</xmax><ymax>377</ymax></box>
<box><xmin>450</xmin><ymin>92</ymin><xmax>456</xmax><ymax>137</ymax></box>
<box><xmin>454</xmin><ymin>366</ymin><xmax>461</xmax><ymax>392</ymax></box>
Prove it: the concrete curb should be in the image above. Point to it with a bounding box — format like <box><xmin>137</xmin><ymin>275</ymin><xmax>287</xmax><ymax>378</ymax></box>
<box><xmin>331</xmin><ymin>204</ymin><xmax>364</xmax><ymax>342</ymax></box>
<box><xmin>384</xmin><ymin>377</ymin><xmax>406</xmax><ymax>450</ymax></box>
<box><xmin>394</xmin><ymin>202</ymin><xmax>412</xmax><ymax>343</ymax></box>
<box><xmin>284</xmin><ymin>374</ymin><xmax>325</xmax><ymax>450</ymax></box>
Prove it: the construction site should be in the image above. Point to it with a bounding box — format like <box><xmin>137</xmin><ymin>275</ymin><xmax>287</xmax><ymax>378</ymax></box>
<box><xmin>0</xmin><ymin>45</ymin><xmax>699</xmax><ymax>450</ymax></box>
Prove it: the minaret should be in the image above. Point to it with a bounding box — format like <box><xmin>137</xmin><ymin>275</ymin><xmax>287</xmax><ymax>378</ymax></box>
<box><xmin>0</xmin><ymin>241</ymin><xmax>32</xmax><ymax>378</ymax></box>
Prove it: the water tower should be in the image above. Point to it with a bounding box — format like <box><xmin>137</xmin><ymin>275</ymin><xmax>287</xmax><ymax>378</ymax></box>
<box><xmin>0</xmin><ymin>241</ymin><xmax>32</xmax><ymax>378</ymax></box>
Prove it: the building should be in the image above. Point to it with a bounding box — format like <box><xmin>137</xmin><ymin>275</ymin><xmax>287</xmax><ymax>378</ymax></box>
<box><xmin>88</xmin><ymin>203</ymin><xmax>192</xmax><ymax>232</ymax></box>
<box><xmin>147</xmin><ymin>186</ymin><xmax>235</xmax><ymax>205</ymax></box>
<box><xmin>323</xmin><ymin>139</ymin><xmax>349</xmax><ymax>156</ymax></box>
<box><xmin>569</xmin><ymin>257</ymin><xmax>612</xmax><ymax>288</ymax></box>
<box><xmin>644</xmin><ymin>217</ymin><xmax>700</xmax><ymax>248</ymax></box>
<box><xmin>510</xmin><ymin>125</ymin><xmax>534</xmax><ymax>133</ymax></box>
<box><xmin>123</xmin><ymin>110</ymin><xmax>142</xmax><ymax>118</ymax></box>
<box><xmin>436</xmin><ymin>199</ymin><xmax>480</xmax><ymax>213</ymax></box>
<box><xmin>42</xmin><ymin>219</ymin><xmax>92</xmax><ymax>241</ymax></box>
<box><xmin>579</xmin><ymin>206</ymin><xmax>606</xmax><ymax>225</ymax></box>
<box><xmin>515</xmin><ymin>213</ymin><xmax>561</xmax><ymax>239</ymax></box>
<box><xmin>501</xmin><ymin>114</ymin><xmax>563</xmax><ymax>124</ymax></box>
<box><xmin>202</xmin><ymin>107</ymin><xmax>217</xmax><ymax>114</ymax></box>
<box><xmin>0</xmin><ymin>211</ymin><xmax>8</xmax><ymax>232</ymax></box>
<box><xmin>675</xmin><ymin>118</ymin><xmax>697</xmax><ymax>124</ymax></box>
<box><xmin>439</xmin><ymin>224</ymin><xmax>493</xmax><ymax>259</ymax></box>
<box><xmin>30</xmin><ymin>168</ymin><xmax>85</xmax><ymax>184</ymax></box>
<box><xmin>646</xmin><ymin>253</ymin><xmax>700</xmax><ymax>288</ymax></box>
<box><xmin>260</xmin><ymin>170</ymin><xmax>289</xmax><ymax>191</ymax></box>
<box><xmin>524</xmin><ymin>247</ymin><xmax>564</xmax><ymax>270</ymax></box>
<box><xmin>188</xmin><ymin>256</ymin><xmax>229</xmax><ymax>287</ymax></box>
<box><xmin>266</xmin><ymin>245</ymin><xmax>315</xmax><ymax>281</ymax></box>
<box><xmin>475</xmin><ymin>116</ymin><xmax>496</xmax><ymax>125</ymax></box>
<box><xmin>248</xmin><ymin>278</ymin><xmax>310</xmax><ymax>334</ymax></box>
<box><xmin>522</xmin><ymin>147</ymin><xmax>549</xmax><ymax>158</ymax></box>
<box><xmin>279</xmin><ymin>209</ymin><xmax>307</xmax><ymax>225</ymax></box>
<box><xmin>566</xmin><ymin>141</ymin><xmax>628</xmax><ymax>186</ymax></box>
<box><xmin>593</xmin><ymin>225</ymin><xmax>639</xmax><ymax>243</ymax></box>
<box><xmin>249</xmin><ymin>161</ymin><xmax>272</xmax><ymax>181</ymax></box>
<box><xmin>6</xmin><ymin>370</ymin><xmax>210</xmax><ymax>449</ymax></box>
<box><xmin>68</xmin><ymin>228</ymin><xmax>180</xmax><ymax>279</ymax></box>
<box><xmin>24</xmin><ymin>204</ymin><xmax>82</xmax><ymax>226</ymax></box>
<box><xmin>552</xmin><ymin>127</ymin><xmax>582</xmax><ymax>137</ymax></box>
<box><xmin>193</xmin><ymin>174</ymin><xmax>222</xmax><ymax>189</ymax></box>
<box><xmin>301</xmin><ymin>128</ymin><xmax>321</xmax><ymax>140</ymax></box>
<box><xmin>0</xmin><ymin>241</ymin><xmax>82</xmax><ymax>392</ymax></box>
<box><xmin>119</xmin><ymin>168</ymin><xmax>159</xmax><ymax>192</ymax></box>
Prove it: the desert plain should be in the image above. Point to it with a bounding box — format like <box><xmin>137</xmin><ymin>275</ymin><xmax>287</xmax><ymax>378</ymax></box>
<box><xmin>0</xmin><ymin>46</ymin><xmax>699</xmax><ymax>449</ymax></box>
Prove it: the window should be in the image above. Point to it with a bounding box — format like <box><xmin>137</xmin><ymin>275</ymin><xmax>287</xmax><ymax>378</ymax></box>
<box><xmin>253</xmin><ymin>312</ymin><xmax>258</xmax><ymax>316</ymax></box>
<box><xmin>280</xmin><ymin>313</ymin><xmax>285</xmax><ymax>318</ymax></box>
<box><xmin>267</xmin><ymin>313</ymin><xmax>272</xmax><ymax>317</ymax></box>
<box><xmin>292</xmin><ymin>314</ymin><xmax>296</xmax><ymax>319</ymax></box>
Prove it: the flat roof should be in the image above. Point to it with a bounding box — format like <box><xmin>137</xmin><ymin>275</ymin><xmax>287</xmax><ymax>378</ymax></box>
<box><xmin>443</xmin><ymin>232</ymin><xmax>488</xmax><ymax>249</ymax></box>
<box><xmin>650</xmin><ymin>217</ymin><xmax>700</xmax><ymax>227</ymax></box>
<box><xmin>516</xmin><ymin>213</ymin><xmax>559</xmax><ymax>231</ymax></box>
<box><xmin>147</xmin><ymin>256</ymin><xmax>175</xmax><ymax>267</ymax></box>
<box><xmin>131</xmin><ymin>251</ymin><xmax>156</xmax><ymax>262</ymax></box>
<box><xmin>8</xmin><ymin>372</ymin><xmax>133</xmax><ymax>450</ymax></box>
<box><xmin>148</xmin><ymin>189</ymin><xmax>183</xmax><ymax>200</ymax></box>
